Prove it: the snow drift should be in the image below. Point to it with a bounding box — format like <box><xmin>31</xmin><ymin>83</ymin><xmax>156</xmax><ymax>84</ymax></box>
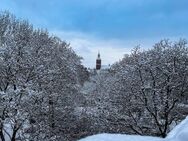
<box><xmin>166</xmin><ymin>117</ymin><xmax>188</xmax><ymax>141</ymax></box>
<box><xmin>79</xmin><ymin>117</ymin><xmax>188</xmax><ymax>141</ymax></box>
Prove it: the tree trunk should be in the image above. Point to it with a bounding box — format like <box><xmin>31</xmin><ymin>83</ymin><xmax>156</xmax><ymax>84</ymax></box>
<box><xmin>11</xmin><ymin>129</ymin><xmax>18</xmax><ymax>141</ymax></box>
<box><xmin>11</xmin><ymin>124</ymin><xmax>19</xmax><ymax>141</ymax></box>
<box><xmin>0</xmin><ymin>125</ymin><xmax>5</xmax><ymax>141</ymax></box>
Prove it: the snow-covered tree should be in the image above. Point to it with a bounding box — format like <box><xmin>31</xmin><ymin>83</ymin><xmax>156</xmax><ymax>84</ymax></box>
<box><xmin>110</xmin><ymin>39</ymin><xmax>188</xmax><ymax>137</ymax></box>
<box><xmin>0</xmin><ymin>11</ymin><xmax>88</xmax><ymax>141</ymax></box>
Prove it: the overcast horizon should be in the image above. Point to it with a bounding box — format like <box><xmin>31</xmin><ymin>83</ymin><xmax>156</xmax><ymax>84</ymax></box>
<box><xmin>1</xmin><ymin>0</ymin><xmax>188</xmax><ymax>68</ymax></box>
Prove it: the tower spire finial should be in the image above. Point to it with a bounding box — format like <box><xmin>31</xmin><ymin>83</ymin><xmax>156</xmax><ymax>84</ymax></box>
<box><xmin>98</xmin><ymin>51</ymin><xmax>100</xmax><ymax>59</ymax></box>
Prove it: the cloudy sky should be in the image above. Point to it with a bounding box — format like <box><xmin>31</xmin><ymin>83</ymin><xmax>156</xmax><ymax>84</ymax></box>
<box><xmin>0</xmin><ymin>0</ymin><xmax>188</xmax><ymax>67</ymax></box>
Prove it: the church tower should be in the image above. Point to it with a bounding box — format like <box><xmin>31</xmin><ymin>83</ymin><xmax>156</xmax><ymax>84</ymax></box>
<box><xmin>96</xmin><ymin>52</ymin><xmax>101</xmax><ymax>70</ymax></box>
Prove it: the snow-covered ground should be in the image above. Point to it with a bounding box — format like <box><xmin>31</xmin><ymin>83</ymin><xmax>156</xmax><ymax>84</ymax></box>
<box><xmin>79</xmin><ymin>134</ymin><xmax>162</xmax><ymax>141</ymax></box>
<box><xmin>79</xmin><ymin>117</ymin><xmax>188</xmax><ymax>141</ymax></box>
<box><xmin>166</xmin><ymin>117</ymin><xmax>188</xmax><ymax>141</ymax></box>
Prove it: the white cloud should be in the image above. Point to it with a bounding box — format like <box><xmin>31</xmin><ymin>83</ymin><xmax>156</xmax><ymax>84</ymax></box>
<box><xmin>50</xmin><ymin>30</ymin><xmax>184</xmax><ymax>68</ymax></box>
<box><xmin>51</xmin><ymin>30</ymin><xmax>133</xmax><ymax>68</ymax></box>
